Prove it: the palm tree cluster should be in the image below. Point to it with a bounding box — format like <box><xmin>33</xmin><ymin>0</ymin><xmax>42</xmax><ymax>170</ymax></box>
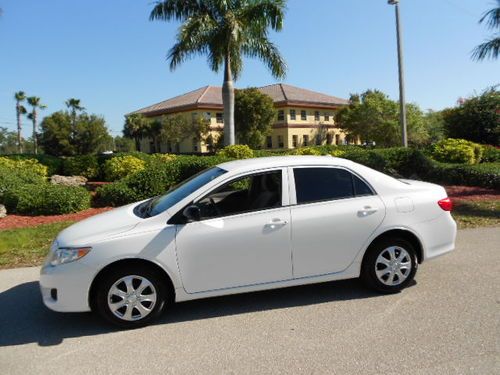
<box><xmin>14</xmin><ymin>94</ymin><xmax>86</xmax><ymax>154</ymax></box>
<box><xmin>472</xmin><ymin>0</ymin><xmax>500</xmax><ymax>61</ymax></box>
<box><xmin>14</xmin><ymin>92</ymin><xmax>46</xmax><ymax>154</ymax></box>
<box><xmin>150</xmin><ymin>0</ymin><xmax>287</xmax><ymax>146</ymax></box>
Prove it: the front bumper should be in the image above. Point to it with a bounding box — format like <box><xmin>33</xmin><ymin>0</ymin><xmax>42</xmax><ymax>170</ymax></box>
<box><xmin>39</xmin><ymin>261</ymin><xmax>94</xmax><ymax>312</ymax></box>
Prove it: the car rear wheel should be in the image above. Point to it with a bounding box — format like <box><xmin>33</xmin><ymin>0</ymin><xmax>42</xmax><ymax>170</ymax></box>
<box><xmin>361</xmin><ymin>238</ymin><xmax>418</xmax><ymax>293</ymax></box>
<box><xmin>94</xmin><ymin>265</ymin><xmax>168</xmax><ymax>328</ymax></box>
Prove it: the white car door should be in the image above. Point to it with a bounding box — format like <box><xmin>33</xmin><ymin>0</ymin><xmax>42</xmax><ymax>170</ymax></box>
<box><xmin>175</xmin><ymin>168</ymin><xmax>293</xmax><ymax>293</ymax></box>
<box><xmin>289</xmin><ymin>166</ymin><xmax>385</xmax><ymax>278</ymax></box>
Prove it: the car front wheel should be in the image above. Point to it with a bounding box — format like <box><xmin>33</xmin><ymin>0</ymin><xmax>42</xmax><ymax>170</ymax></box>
<box><xmin>361</xmin><ymin>238</ymin><xmax>418</xmax><ymax>293</ymax></box>
<box><xmin>94</xmin><ymin>265</ymin><xmax>168</xmax><ymax>328</ymax></box>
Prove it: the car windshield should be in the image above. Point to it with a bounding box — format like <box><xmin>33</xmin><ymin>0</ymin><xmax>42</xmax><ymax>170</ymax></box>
<box><xmin>146</xmin><ymin>167</ymin><xmax>227</xmax><ymax>217</ymax></box>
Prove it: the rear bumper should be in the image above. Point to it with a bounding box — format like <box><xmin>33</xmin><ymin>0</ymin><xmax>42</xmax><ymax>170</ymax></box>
<box><xmin>39</xmin><ymin>262</ymin><xmax>94</xmax><ymax>313</ymax></box>
<box><xmin>414</xmin><ymin>213</ymin><xmax>457</xmax><ymax>261</ymax></box>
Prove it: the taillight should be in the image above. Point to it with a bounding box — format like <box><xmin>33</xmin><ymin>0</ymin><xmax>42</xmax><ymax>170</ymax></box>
<box><xmin>438</xmin><ymin>197</ymin><xmax>453</xmax><ymax>211</ymax></box>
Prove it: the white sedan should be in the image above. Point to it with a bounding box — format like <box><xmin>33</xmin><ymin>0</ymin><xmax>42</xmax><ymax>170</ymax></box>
<box><xmin>40</xmin><ymin>156</ymin><xmax>456</xmax><ymax>328</ymax></box>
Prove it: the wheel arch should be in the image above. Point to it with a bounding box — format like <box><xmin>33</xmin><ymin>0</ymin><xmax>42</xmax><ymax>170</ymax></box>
<box><xmin>88</xmin><ymin>258</ymin><xmax>176</xmax><ymax>311</ymax></box>
<box><xmin>363</xmin><ymin>228</ymin><xmax>424</xmax><ymax>265</ymax></box>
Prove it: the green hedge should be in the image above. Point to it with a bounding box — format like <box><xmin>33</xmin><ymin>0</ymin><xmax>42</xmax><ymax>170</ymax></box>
<box><xmin>4</xmin><ymin>183</ymin><xmax>91</xmax><ymax>215</ymax></box>
<box><xmin>1</xmin><ymin>154</ymin><xmax>63</xmax><ymax>175</ymax></box>
<box><xmin>431</xmin><ymin>138</ymin><xmax>483</xmax><ymax>164</ymax></box>
<box><xmin>63</xmin><ymin>155</ymin><xmax>100</xmax><ymax>179</ymax></box>
<box><xmin>0</xmin><ymin>166</ymin><xmax>46</xmax><ymax>204</ymax></box>
<box><xmin>425</xmin><ymin>162</ymin><xmax>500</xmax><ymax>190</ymax></box>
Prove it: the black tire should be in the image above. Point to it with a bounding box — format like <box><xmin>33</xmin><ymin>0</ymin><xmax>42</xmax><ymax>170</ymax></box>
<box><xmin>361</xmin><ymin>237</ymin><xmax>418</xmax><ymax>293</ymax></box>
<box><xmin>94</xmin><ymin>264</ymin><xmax>168</xmax><ymax>328</ymax></box>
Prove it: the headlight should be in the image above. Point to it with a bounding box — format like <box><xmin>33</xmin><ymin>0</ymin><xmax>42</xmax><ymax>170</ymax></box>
<box><xmin>49</xmin><ymin>247</ymin><xmax>92</xmax><ymax>266</ymax></box>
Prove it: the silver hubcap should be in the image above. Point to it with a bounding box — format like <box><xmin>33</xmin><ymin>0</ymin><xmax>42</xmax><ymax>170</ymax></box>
<box><xmin>375</xmin><ymin>246</ymin><xmax>412</xmax><ymax>286</ymax></box>
<box><xmin>107</xmin><ymin>275</ymin><xmax>157</xmax><ymax>321</ymax></box>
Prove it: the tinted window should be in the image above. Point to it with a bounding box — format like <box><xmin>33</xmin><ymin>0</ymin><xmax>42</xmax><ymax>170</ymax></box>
<box><xmin>294</xmin><ymin>168</ymin><xmax>356</xmax><ymax>204</ymax></box>
<box><xmin>353</xmin><ymin>174</ymin><xmax>373</xmax><ymax>196</ymax></box>
<box><xmin>198</xmin><ymin>171</ymin><xmax>282</xmax><ymax>219</ymax></box>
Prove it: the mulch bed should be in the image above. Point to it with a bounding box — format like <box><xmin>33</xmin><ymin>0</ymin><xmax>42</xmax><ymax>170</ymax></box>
<box><xmin>0</xmin><ymin>207</ymin><xmax>113</xmax><ymax>231</ymax></box>
<box><xmin>0</xmin><ymin>185</ymin><xmax>498</xmax><ymax>231</ymax></box>
<box><xmin>445</xmin><ymin>185</ymin><xmax>499</xmax><ymax>202</ymax></box>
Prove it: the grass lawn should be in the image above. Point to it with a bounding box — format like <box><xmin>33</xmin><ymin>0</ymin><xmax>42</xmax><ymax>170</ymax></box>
<box><xmin>0</xmin><ymin>221</ymin><xmax>75</xmax><ymax>269</ymax></box>
<box><xmin>452</xmin><ymin>199</ymin><xmax>500</xmax><ymax>229</ymax></box>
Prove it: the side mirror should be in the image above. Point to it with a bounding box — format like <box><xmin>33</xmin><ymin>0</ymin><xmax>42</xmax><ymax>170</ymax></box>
<box><xmin>182</xmin><ymin>205</ymin><xmax>201</xmax><ymax>222</ymax></box>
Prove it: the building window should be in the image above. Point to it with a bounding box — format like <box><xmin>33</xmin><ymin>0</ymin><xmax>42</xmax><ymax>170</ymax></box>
<box><xmin>301</xmin><ymin>110</ymin><xmax>307</xmax><ymax>121</ymax></box>
<box><xmin>303</xmin><ymin>135</ymin><xmax>309</xmax><ymax>146</ymax></box>
<box><xmin>278</xmin><ymin>135</ymin><xmax>284</xmax><ymax>148</ymax></box>
<box><xmin>192</xmin><ymin>138</ymin><xmax>198</xmax><ymax>152</ymax></box>
<box><xmin>324</xmin><ymin>113</ymin><xmax>330</xmax><ymax>121</ymax></box>
<box><xmin>314</xmin><ymin>111</ymin><xmax>320</xmax><ymax>121</ymax></box>
<box><xmin>204</xmin><ymin>112</ymin><xmax>211</xmax><ymax>121</ymax></box>
<box><xmin>292</xmin><ymin>135</ymin><xmax>298</xmax><ymax>148</ymax></box>
<box><xmin>335</xmin><ymin>134</ymin><xmax>340</xmax><ymax>145</ymax></box>
<box><xmin>277</xmin><ymin>110</ymin><xmax>284</xmax><ymax>121</ymax></box>
<box><xmin>290</xmin><ymin>109</ymin><xmax>296</xmax><ymax>121</ymax></box>
<box><xmin>327</xmin><ymin>133</ymin><xmax>333</xmax><ymax>145</ymax></box>
<box><xmin>266</xmin><ymin>136</ymin><xmax>273</xmax><ymax>149</ymax></box>
<box><xmin>216</xmin><ymin>113</ymin><xmax>223</xmax><ymax>123</ymax></box>
<box><xmin>315</xmin><ymin>134</ymin><xmax>322</xmax><ymax>145</ymax></box>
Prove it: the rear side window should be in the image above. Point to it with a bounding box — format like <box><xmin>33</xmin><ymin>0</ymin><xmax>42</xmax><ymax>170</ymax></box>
<box><xmin>293</xmin><ymin>167</ymin><xmax>373</xmax><ymax>204</ymax></box>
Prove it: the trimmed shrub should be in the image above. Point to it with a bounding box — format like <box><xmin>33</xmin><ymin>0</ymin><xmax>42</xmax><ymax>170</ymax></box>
<box><xmin>431</xmin><ymin>138</ymin><xmax>483</xmax><ymax>164</ymax></box>
<box><xmin>217</xmin><ymin>145</ymin><xmax>254</xmax><ymax>159</ymax></box>
<box><xmin>372</xmin><ymin>148</ymin><xmax>433</xmax><ymax>178</ymax></box>
<box><xmin>0</xmin><ymin>165</ymin><xmax>47</xmax><ymax>204</ymax></box>
<box><xmin>4</xmin><ymin>183</ymin><xmax>91</xmax><ymax>215</ymax></box>
<box><xmin>425</xmin><ymin>162</ymin><xmax>500</xmax><ymax>190</ymax></box>
<box><xmin>96</xmin><ymin>181</ymin><xmax>138</xmax><ymax>207</ymax></box>
<box><xmin>2</xmin><ymin>154</ymin><xmax>62</xmax><ymax>175</ymax></box>
<box><xmin>63</xmin><ymin>155</ymin><xmax>100</xmax><ymax>179</ymax></box>
<box><xmin>342</xmin><ymin>149</ymin><xmax>388</xmax><ymax>172</ymax></box>
<box><xmin>481</xmin><ymin>145</ymin><xmax>500</xmax><ymax>163</ymax></box>
<box><xmin>103</xmin><ymin>155</ymin><xmax>146</xmax><ymax>181</ymax></box>
<box><xmin>0</xmin><ymin>157</ymin><xmax>48</xmax><ymax>177</ymax></box>
<box><xmin>290</xmin><ymin>147</ymin><xmax>322</xmax><ymax>156</ymax></box>
<box><xmin>148</xmin><ymin>153</ymin><xmax>176</xmax><ymax>165</ymax></box>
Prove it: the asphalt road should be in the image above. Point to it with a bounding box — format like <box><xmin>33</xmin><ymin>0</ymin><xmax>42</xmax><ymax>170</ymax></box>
<box><xmin>0</xmin><ymin>227</ymin><xmax>499</xmax><ymax>374</ymax></box>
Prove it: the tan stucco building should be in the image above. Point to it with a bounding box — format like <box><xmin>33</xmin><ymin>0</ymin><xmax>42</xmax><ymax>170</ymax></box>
<box><xmin>131</xmin><ymin>83</ymin><xmax>352</xmax><ymax>153</ymax></box>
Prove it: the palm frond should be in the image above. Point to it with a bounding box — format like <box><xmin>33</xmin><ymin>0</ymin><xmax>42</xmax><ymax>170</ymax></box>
<box><xmin>241</xmin><ymin>35</ymin><xmax>287</xmax><ymax>79</ymax></box>
<box><xmin>238</xmin><ymin>0</ymin><xmax>286</xmax><ymax>32</ymax></box>
<box><xmin>150</xmin><ymin>0</ymin><xmax>205</xmax><ymax>21</ymax></box>
<box><xmin>14</xmin><ymin>91</ymin><xmax>26</xmax><ymax>101</ymax></box>
<box><xmin>472</xmin><ymin>35</ymin><xmax>500</xmax><ymax>60</ymax></box>
<box><xmin>479</xmin><ymin>1</ymin><xmax>500</xmax><ymax>30</ymax></box>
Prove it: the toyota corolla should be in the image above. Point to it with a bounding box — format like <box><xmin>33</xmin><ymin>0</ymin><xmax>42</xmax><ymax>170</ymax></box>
<box><xmin>40</xmin><ymin>156</ymin><xmax>456</xmax><ymax>327</ymax></box>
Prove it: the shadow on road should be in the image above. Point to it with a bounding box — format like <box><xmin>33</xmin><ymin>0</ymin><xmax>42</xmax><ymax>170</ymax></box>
<box><xmin>0</xmin><ymin>278</ymin><xmax>399</xmax><ymax>347</ymax></box>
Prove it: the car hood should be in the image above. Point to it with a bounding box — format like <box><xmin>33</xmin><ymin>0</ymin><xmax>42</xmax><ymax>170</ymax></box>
<box><xmin>56</xmin><ymin>203</ymin><xmax>142</xmax><ymax>247</ymax></box>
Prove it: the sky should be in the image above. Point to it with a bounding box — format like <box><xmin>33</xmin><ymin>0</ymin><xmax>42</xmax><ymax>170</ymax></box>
<box><xmin>0</xmin><ymin>0</ymin><xmax>498</xmax><ymax>138</ymax></box>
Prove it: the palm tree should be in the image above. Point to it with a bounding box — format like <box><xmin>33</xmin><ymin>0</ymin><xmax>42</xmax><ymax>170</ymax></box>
<box><xmin>150</xmin><ymin>0</ymin><xmax>287</xmax><ymax>146</ymax></box>
<box><xmin>14</xmin><ymin>91</ymin><xmax>27</xmax><ymax>153</ymax></box>
<box><xmin>26</xmin><ymin>96</ymin><xmax>47</xmax><ymax>154</ymax></box>
<box><xmin>65</xmin><ymin>98</ymin><xmax>85</xmax><ymax>130</ymax></box>
<box><xmin>472</xmin><ymin>0</ymin><xmax>500</xmax><ymax>61</ymax></box>
<box><xmin>123</xmin><ymin>114</ymin><xmax>151</xmax><ymax>151</ymax></box>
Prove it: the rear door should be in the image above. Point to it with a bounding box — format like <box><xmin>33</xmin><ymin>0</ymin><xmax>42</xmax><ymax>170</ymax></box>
<box><xmin>289</xmin><ymin>166</ymin><xmax>385</xmax><ymax>278</ymax></box>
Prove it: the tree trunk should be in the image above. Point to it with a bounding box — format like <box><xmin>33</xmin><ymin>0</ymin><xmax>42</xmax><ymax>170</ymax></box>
<box><xmin>222</xmin><ymin>55</ymin><xmax>235</xmax><ymax>146</ymax></box>
<box><xmin>32</xmin><ymin>110</ymin><xmax>38</xmax><ymax>155</ymax></box>
<box><xmin>16</xmin><ymin>104</ymin><xmax>23</xmax><ymax>153</ymax></box>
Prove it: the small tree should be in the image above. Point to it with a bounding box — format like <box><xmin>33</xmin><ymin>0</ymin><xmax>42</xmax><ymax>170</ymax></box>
<box><xmin>0</xmin><ymin>127</ymin><xmax>19</xmax><ymax>154</ymax></box>
<box><xmin>442</xmin><ymin>88</ymin><xmax>500</xmax><ymax>145</ymax></box>
<box><xmin>114</xmin><ymin>136</ymin><xmax>136</xmax><ymax>152</ymax></box>
<box><xmin>157</xmin><ymin>115</ymin><xmax>210</xmax><ymax>151</ymax></box>
<box><xmin>336</xmin><ymin>90</ymin><xmax>429</xmax><ymax>147</ymax></box>
<box><xmin>234</xmin><ymin>88</ymin><xmax>276</xmax><ymax>149</ymax></box>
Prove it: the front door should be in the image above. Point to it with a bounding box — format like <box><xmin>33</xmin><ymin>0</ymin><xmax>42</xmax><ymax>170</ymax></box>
<box><xmin>175</xmin><ymin>169</ymin><xmax>293</xmax><ymax>293</ymax></box>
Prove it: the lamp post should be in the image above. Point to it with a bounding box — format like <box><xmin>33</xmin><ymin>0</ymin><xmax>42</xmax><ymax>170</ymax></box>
<box><xmin>388</xmin><ymin>0</ymin><xmax>408</xmax><ymax>147</ymax></box>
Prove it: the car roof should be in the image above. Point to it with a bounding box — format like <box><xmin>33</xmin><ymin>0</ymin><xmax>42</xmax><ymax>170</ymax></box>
<box><xmin>218</xmin><ymin>155</ymin><xmax>354</xmax><ymax>173</ymax></box>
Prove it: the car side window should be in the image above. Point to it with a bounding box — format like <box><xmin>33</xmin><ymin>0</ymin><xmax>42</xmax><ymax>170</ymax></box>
<box><xmin>293</xmin><ymin>167</ymin><xmax>373</xmax><ymax>205</ymax></box>
<box><xmin>197</xmin><ymin>170</ymin><xmax>283</xmax><ymax>219</ymax></box>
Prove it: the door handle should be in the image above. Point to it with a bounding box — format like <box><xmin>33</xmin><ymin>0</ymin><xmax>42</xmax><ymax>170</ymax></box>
<box><xmin>357</xmin><ymin>206</ymin><xmax>378</xmax><ymax>217</ymax></box>
<box><xmin>266</xmin><ymin>218</ymin><xmax>288</xmax><ymax>229</ymax></box>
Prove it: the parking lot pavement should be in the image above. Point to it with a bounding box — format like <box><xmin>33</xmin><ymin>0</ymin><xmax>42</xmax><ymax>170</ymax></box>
<box><xmin>0</xmin><ymin>227</ymin><xmax>499</xmax><ymax>374</ymax></box>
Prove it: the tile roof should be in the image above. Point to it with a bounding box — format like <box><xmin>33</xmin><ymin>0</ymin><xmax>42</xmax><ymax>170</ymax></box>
<box><xmin>131</xmin><ymin>84</ymin><xmax>348</xmax><ymax>116</ymax></box>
